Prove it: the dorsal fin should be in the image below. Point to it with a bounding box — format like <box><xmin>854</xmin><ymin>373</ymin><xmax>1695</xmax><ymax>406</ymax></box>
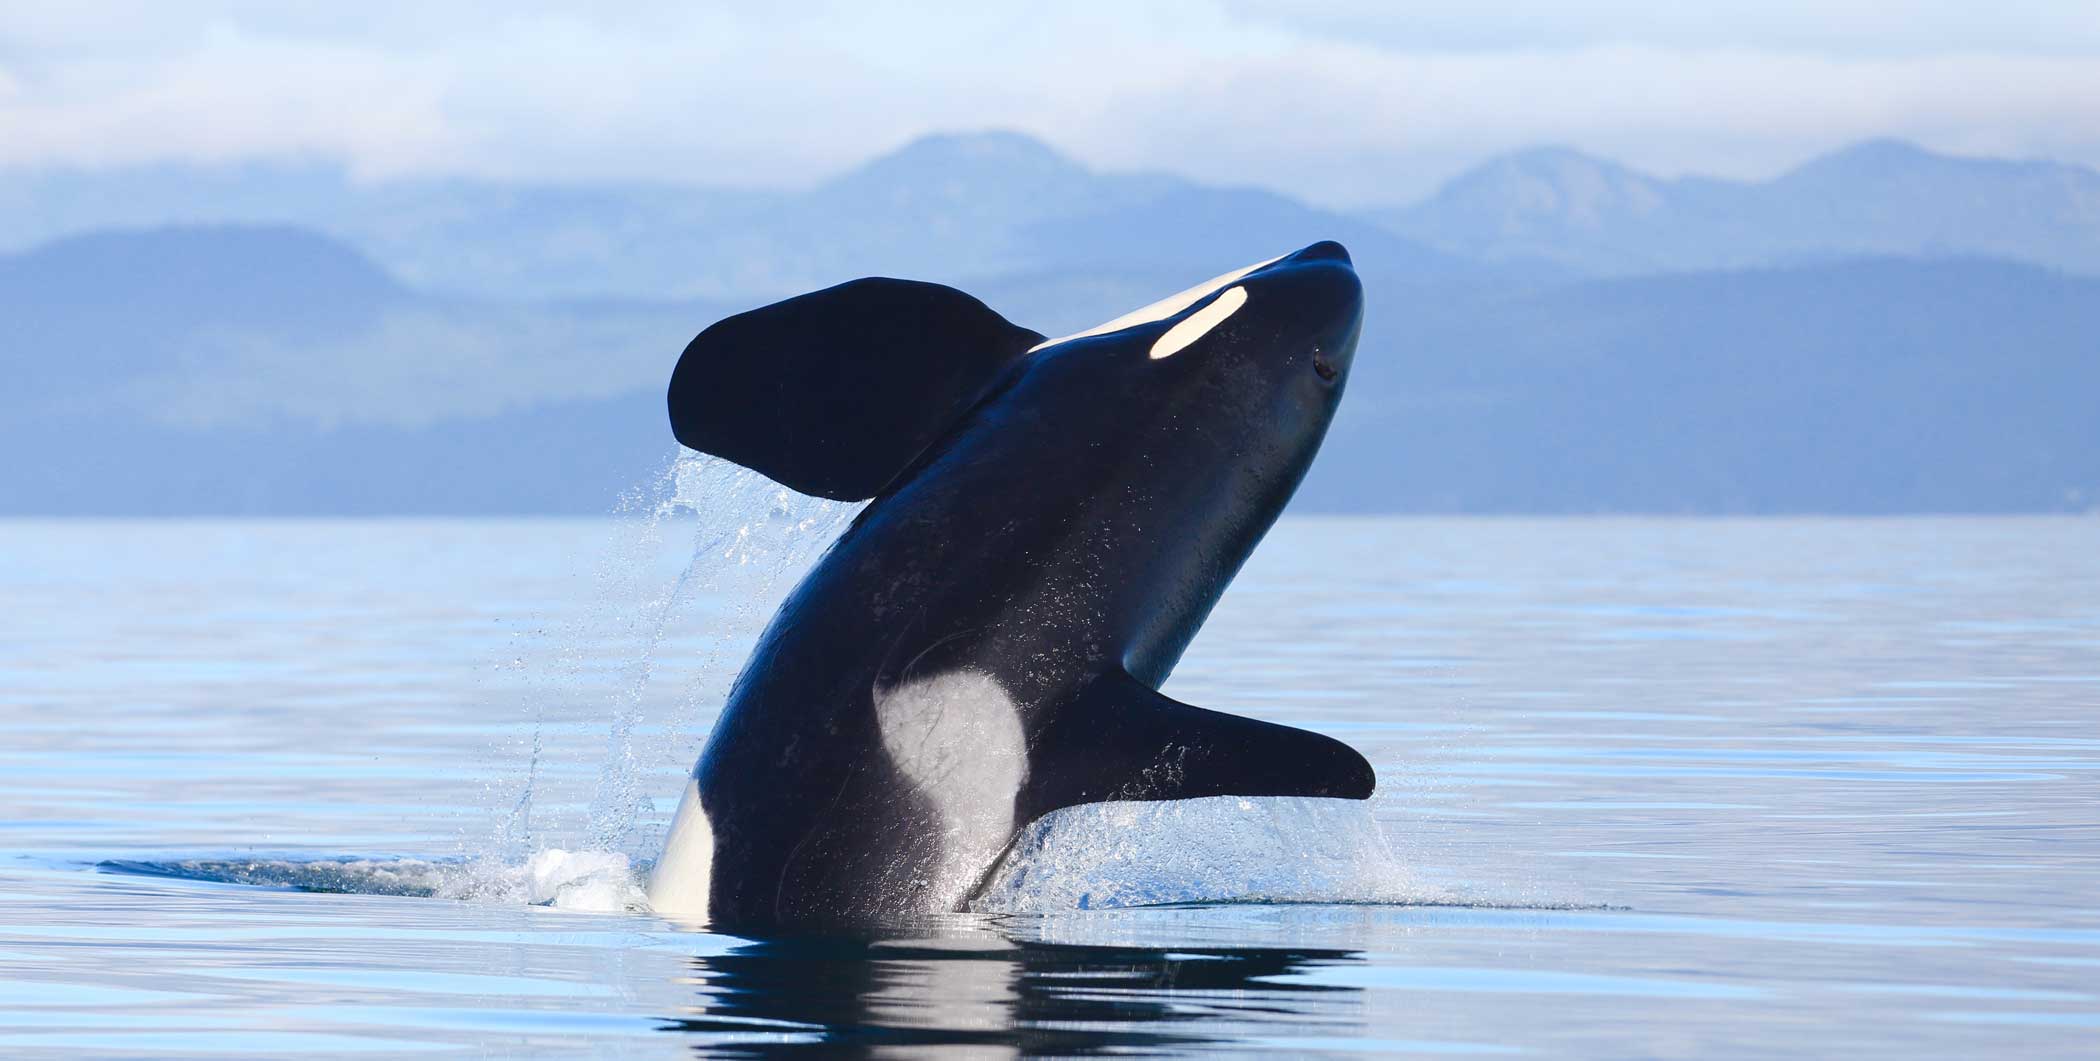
<box><xmin>668</xmin><ymin>278</ymin><xmax>1043</xmax><ymax>501</ymax></box>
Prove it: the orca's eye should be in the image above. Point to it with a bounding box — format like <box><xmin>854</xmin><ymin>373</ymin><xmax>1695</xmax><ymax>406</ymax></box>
<box><xmin>1313</xmin><ymin>349</ymin><xmax>1338</xmax><ymax>382</ymax></box>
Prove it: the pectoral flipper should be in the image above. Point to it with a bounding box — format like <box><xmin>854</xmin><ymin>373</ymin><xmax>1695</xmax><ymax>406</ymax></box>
<box><xmin>1018</xmin><ymin>668</ymin><xmax>1376</xmax><ymax>824</ymax></box>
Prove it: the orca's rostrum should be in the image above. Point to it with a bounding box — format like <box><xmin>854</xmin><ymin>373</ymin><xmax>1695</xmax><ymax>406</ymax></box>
<box><xmin>648</xmin><ymin>241</ymin><xmax>1375</xmax><ymax>929</ymax></box>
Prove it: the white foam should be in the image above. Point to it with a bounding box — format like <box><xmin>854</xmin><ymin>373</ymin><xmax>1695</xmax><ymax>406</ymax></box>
<box><xmin>438</xmin><ymin>848</ymin><xmax>649</xmax><ymax>913</ymax></box>
<box><xmin>971</xmin><ymin>796</ymin><xmax>1438</xmax><ymax>912</ymax></box>
<box><xmin>114</xmin><ymin>849</ymin><xmax>651</xmax><ymax>914</ymax></box>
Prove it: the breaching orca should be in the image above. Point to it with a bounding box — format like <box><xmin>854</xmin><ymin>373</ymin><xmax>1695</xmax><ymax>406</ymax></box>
<box><xmin>648</xmin><ymin>241</ymin><xmax>1374</xmax><ymax>929</ymax></box>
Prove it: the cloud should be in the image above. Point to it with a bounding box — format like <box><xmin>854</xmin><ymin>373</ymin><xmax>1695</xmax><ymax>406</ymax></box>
<box><xmin>1</xmin><ymin>2</ymin><xmax>2096</xmax><ymax>205</ymax></box>
<box><xmin>1077</xmin><ymin>42</ymin><xmax>2100</xmax><ymax>202</ymax></box>
<box><xmin>1222</xmin><ymin>1</ymin><xmax>2100</xmax><ymax>57</ymax></box>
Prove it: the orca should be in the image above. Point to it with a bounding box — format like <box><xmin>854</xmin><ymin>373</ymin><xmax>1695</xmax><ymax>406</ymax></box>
<box><xmin>648</xmin><ymin>241</ymin><xmax>1374</xmax><ymax>930</ymax></box>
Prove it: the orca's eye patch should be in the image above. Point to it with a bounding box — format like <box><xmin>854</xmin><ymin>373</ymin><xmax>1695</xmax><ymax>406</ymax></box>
<box><xmin>1149</xmin><ymin>286</ymin><xmax>1248</xmax><ymax>360</ymax></box>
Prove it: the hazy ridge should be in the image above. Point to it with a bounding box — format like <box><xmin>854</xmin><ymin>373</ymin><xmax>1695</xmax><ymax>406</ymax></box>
<box><xmin>4</xmin><ymin>133</ymin><xmax>2096</xmax><ymax>515</ymax></box>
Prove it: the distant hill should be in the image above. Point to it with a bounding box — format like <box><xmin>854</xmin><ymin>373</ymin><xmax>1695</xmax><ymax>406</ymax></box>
<box><xmin>0</xmin><ymin>133</ymin><xmax>1467</xmax><ymax>300</ymax></box>
<box><xmin>1</xmin><ymin>386</ymin><xmax>670</xmax><ymax>517</ymax></box>
<box><xmin>1368</xmin><ymin>140</ymin><xmax>2100</xmax><ymax>278</ymax></box>
<box><xmin>8</xmin><ymin>133</ymin><xmax>2096</xmax><ymax>298</ymax></box>
<box><xmin>0</xmin><ymin>226</ymin><xmax>721</xmax><ymax>514</ymax></box>
<box><xmin>5</xmin><ymin>225</ymin><xmax>2094</xmax><ymax>515</ymax></box>
<box><xmin>1304</xmin><ymin>257</ymin><xmax>2100</xmax><ymax>514</ymax></box>
<box><xmin>3</xmin><ymin>226</ymin><xmax>399</xmax><ymax>418</ymax></box>
<box><xmin>0</xmin><ymin>162</ymin><xmax>776</xmax><ymax>301</ymax></box>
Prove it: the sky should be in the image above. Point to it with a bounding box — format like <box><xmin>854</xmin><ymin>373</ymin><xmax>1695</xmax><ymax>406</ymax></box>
<box><xmin>3</xmin><ymin>2</ymin><xmax>2097</xmax><ymax>205</ymax></box>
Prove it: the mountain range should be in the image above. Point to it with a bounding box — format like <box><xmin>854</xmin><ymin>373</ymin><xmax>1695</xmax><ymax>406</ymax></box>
<box><xmin>1373</xmin><ymin>139</ymin><xmax>2100</xmax><ymax>278</ymax></box>
<box><xmin>3</xmin><ymin>133</ymin><xmax>2096</xmax><ymax>515</ymax></box>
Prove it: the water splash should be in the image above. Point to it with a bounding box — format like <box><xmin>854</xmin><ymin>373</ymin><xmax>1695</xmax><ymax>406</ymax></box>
<box><xmin>467</xmin><ymin>449</ymin><xmax>860</xmax><ymax>876</ymax></box>
<box><xmin>434</xmin><ymin>452</ymin><xmax>1535</xmax><ymax>921</ymax></box>
<box><xmin>448</xmin><ymin>849</ymin><xmax>648</xmax><ymax>913</ymax></box>
<box><xmin>103</xmin><ymin>796</ymin><xmax>1579</xmax><ymax>917</ymax></box>
<box><xmin>100</xmin><ymin>852</ymin><xmax>650</xmax><ymax>914</ymax></box>
<box><xmin>972</xmin><ymin>796</ymin><xmax>1442</xmax><ymax>912</ymax></box>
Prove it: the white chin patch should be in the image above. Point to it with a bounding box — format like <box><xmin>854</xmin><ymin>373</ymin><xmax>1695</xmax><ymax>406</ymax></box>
<box><xmin>1150</xmin><ymin>285</ymin><xmax>1247</xmax><ymax>360</ymax></box>
<box><xmin>1028</xmin><ymin>252</ymin><xmax>1283</xmax><ymax>353</ymax></box>
<box><xmin>645</xmin><ymin>778</ymin><xmax>715</xmax><ymax>922</ymax></box>
<box><xmin>874</xmin><ymin>670</ymin><xmax>1029</xmax><ymax>910</ymax></box>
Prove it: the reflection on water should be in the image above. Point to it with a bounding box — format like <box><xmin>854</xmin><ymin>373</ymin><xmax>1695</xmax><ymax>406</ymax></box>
<box><xmin>665</xmin><ymin>923</ymin><xmax>1360</xmax><ymax>1056</ymax></box>
<box><xmin>2</xmin><ymin>516</ymin><xmax>2097</xmax><ymax>1056</ymax></box>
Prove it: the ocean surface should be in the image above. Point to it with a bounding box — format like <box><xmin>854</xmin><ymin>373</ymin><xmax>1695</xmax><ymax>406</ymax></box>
<box><xmin>3</xmin><ymin>485</ymin><xmax>2096</xmax><ymax>1055</ymax></box>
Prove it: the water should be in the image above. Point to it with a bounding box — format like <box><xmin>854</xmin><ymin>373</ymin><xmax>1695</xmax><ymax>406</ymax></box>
<box><xmin>3</xmin><ymin>510</ymin><xmax>2096</xmax><ymax>1056</ymax></box>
